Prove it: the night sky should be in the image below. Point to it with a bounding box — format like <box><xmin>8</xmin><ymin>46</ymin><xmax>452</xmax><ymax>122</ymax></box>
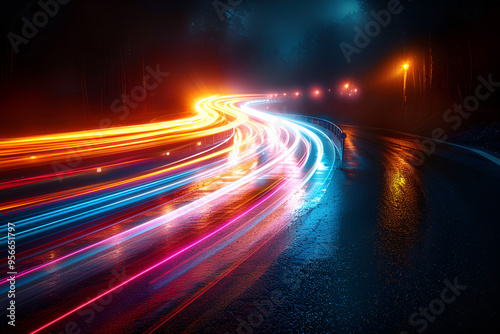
<box><xmin>242</xmin><ymin>0</ymin><xmax>359</xmax><ymax>51</ymax></box>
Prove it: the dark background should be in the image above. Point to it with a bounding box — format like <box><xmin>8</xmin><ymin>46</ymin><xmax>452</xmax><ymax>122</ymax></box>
<box><xmin>0</xmin><ymin>0</ymin><xmax>499</xmax><ymax>152</ymax></box>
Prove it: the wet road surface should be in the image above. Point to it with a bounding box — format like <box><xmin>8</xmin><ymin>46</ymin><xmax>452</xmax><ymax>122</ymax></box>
<box><xmin>208</xmin><ymin>125</ymin><xmax>500</xmax><ymax>334</ymax></box>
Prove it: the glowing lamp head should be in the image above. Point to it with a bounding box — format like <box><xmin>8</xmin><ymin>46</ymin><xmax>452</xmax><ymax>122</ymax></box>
<box><xmin>315</xmin><ymin>90</ymin><xmax>320</xmax><ymax>95</ymax></box>
<box><xmin>403</xmin><ymin>64</ymin><xmax>409</xmax><ymax>71</ymax></box>
<box><xmin>344</xmin><ymin>84</ymin><xmax>349</xmax><ymax>89</ymax></box>
<box><xmin>295</xmin><ymin>92</ymin><xmax>299</xmax><ymax>96</ymax></box>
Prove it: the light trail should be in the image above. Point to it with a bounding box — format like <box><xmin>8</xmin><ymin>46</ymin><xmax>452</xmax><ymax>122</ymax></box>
<box><xmin>0</xmin><ymin>95</ymin><xmax>339</xmax><ymax>334</ymax></box>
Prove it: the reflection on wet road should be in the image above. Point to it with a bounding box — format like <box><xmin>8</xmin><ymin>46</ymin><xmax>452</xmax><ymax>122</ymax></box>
<box><xmin>376</xmin><ymin>134</ymin><xmax>426</xmax><ymax>274</ymax></box>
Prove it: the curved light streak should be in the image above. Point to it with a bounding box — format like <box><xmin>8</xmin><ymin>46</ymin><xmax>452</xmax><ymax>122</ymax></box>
<box><xmin>0</xmin><ymin>94</ymin><xmax>339</xmax><ymax>334</ymax></box>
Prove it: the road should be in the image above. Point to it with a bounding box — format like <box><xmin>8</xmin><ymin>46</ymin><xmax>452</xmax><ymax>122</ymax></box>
<box><xmin>207</xmin><ymin>124</ymin><xmax>500</xmax><ymax>334</ymax></box>
<box><xmin>1</xmin><ymin>96</ymin><xmax>499</xmax><ymax>334</ymax></box>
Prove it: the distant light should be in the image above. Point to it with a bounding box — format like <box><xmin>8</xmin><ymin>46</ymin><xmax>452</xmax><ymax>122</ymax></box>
<box><xmin>30</xmin><ymin>156</ymin><xmax>37</xmax><ymax>159</ymax></box>
<box><xmin>295</xmin><ymin>92</ymin><xmax>300</xmax><ymax>96</ymax></box>
<box><xmin>344</xmin><ymin>84</ymin><xmax>349</xmax><ymax>89</ymax></box>
<box><xmin>97</xmin><ymin>168</ymin><xmax>102</xmax><ymax>173</ymax></box>
<box><xmin>354</xmin><ymin>89</ymin><xmax>358</xmax><ymax>92</ymax></box>
<box><xmin>328</xmin><ymin>89</ymin><xmax>331</xmax><ymax>92</ymax></box>
<box><xmin>349</xmin><ymin>93</ymin><xmax>351</xmax><ymax>96</ymax></box>
<box><xmin>198</xmin><ymin>142</ymin><xmax>202</xmax><ymax>146</ymax></box>
<box><xmin>165</xmin><ymin>152</ymin><xmax>170</xmax><ymax>156</ymax></box>
<box><xmin>403</xmin><ymin>64</ymin><xmax>409</xmax><ymax>71</ymax></box>
<box><xmin>283</xmin><ymin>93</ymin><xmax>287</xmax><ymax>96</ymax></box>
<box><xmin>315</xmin><ymin>90</ymin><xmax>320</xmax><ymax>95</ymax></box>
<box><xmin>275</xmin><ymin>94</ymin><xmax>278</xmax><ymax>97</ymax></box>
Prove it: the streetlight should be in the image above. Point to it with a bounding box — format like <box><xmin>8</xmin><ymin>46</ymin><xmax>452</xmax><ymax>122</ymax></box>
<box><xmin>403</xmin><ymin>63</ymin><xmax>409</xmax><ymax>120</ymax></box>
<box><xmin>342</xmin><ymin>83</ymin><xmax>351</xmax><ymax>104</ymax></box>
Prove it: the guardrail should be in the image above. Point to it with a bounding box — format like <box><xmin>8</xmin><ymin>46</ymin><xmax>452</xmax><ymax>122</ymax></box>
<box><xmin>160</xmin><ymin>128</ymin><xmax>235</xmax><ymax>157</ymax></box>
<box><xmin>196</xmin><ymin>129</ymin><xmax>235</xmax><ymax>148</ymax></box>
<box><xmin>285</xmin><ymin>115</ymin><xmax>346</xmax><ymax>167</ymax></box>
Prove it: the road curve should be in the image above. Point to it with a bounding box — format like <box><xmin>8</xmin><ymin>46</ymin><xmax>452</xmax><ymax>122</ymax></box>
<box><xmin>0</xmin><ymin>95</ymin><xmax>339</xmax><ymax>334</ymax></box>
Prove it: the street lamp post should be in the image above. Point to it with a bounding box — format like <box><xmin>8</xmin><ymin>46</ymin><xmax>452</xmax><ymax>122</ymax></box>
<box><xmin>403</xmin><ymin>64</ymin><xmax>409</xmax><ymax>120</ymax></box>
<box><xmin>344</xmin><ymin>83</ymin><xmax>349</xmax><ymax>105</ymax></box>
